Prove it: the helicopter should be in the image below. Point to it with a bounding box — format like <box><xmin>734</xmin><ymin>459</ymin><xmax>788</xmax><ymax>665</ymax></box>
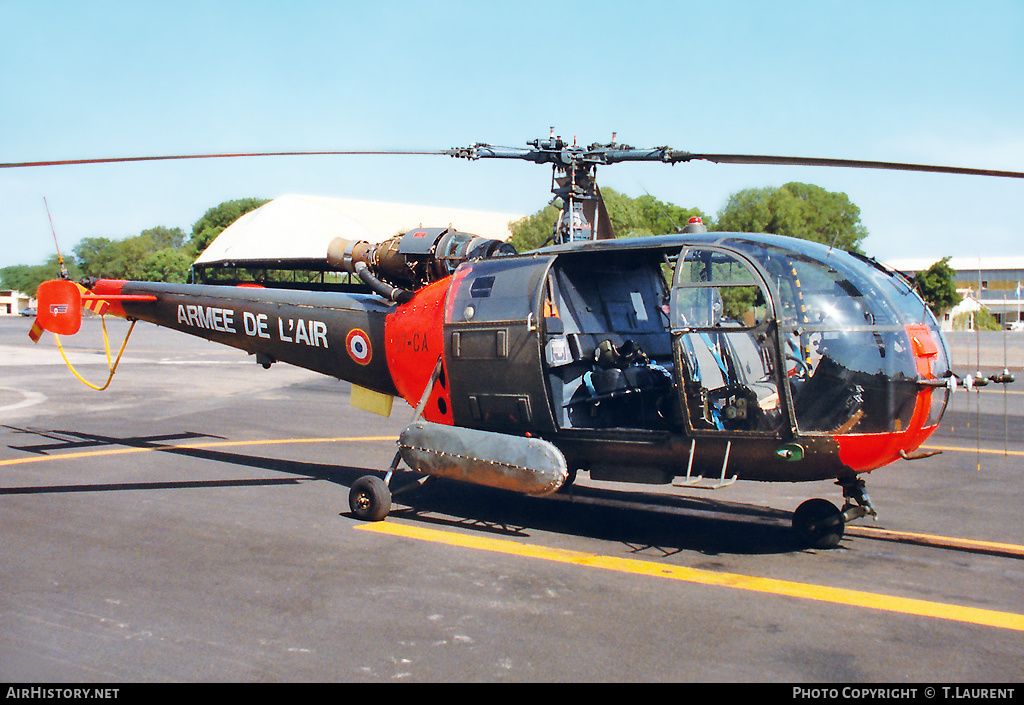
<box><xmin>9</xmin><ymin>132</ymin><xmax>1023</xmax><ymax>549</ymax></box>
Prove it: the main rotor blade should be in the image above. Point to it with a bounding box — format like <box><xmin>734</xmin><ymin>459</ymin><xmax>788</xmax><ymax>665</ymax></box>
<box><xmin>670</xmin><ymin>152</ymin><xmax>1024</xmax><ymax>179</ymax></box>
<box><xmin>0</xmin><ymin>150</ymin><xmax>451</xmax><ymax>169</ymax></box>
<box><xmin>6</xmin><ymin>143</ymin><xmax>1022</xmax><ymax>180</ymax></box>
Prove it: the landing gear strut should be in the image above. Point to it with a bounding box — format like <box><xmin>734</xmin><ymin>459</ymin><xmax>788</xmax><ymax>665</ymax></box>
<box><xmin>349</xmin><ymin>446</ymin><xmax>433</xmax><ymax>522</ymax></box>
<box><xmin>348</xmin><ymin>356</ymin><xmax>439</xmax><ymax>522</ymax></box>
<box><xmin>792</xmin><ymin>476</ymin><xmax>878</xmax><ymax>549</ymax></box>
<box><xmin>837</xmin><ymin>476</ymin><xmax>877</xmax><ymax>523</ymax></box>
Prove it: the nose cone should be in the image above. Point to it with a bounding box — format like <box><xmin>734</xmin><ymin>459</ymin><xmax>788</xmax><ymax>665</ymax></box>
<box><xmin>832</xmin><ymin>323</ymin><xmax>948</xmax><ymax>471</ymax></box>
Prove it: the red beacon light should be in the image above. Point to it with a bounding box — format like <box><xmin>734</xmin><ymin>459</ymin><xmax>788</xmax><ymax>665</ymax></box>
<box><xmin>682</xmin><ymin>216</ymin><xmax>707</xmax><ymax>233</ymax></box>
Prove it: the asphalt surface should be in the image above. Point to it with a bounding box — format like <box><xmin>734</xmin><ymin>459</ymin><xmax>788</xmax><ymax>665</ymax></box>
<box><xmin>1</xmin><ymin>317</ymin><xmax>1022</xmax><ymax>683</ymax></box>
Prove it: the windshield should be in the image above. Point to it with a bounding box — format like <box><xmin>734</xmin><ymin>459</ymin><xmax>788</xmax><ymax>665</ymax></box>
<box><xmin>726</xmin><ymin>236</ymin><xmax>949</xmax><ymax>434</ymax></box>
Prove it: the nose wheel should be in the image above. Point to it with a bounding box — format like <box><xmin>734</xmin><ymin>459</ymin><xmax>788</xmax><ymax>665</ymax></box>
<box><xmin>792</xmin><ymin>477</ymin><xmax>878</xmax><ymax>549</ymax></box>
<box><xmin>792</xmin><ymin>498</ymin><xmax>845</xmax><ymax>549</ymax></box>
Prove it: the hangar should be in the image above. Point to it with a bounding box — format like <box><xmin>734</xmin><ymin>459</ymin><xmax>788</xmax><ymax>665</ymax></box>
<box><xmin>191</xmin><ymin>194</ymin><xmax>524</xmax><ymax>286</ymax></box>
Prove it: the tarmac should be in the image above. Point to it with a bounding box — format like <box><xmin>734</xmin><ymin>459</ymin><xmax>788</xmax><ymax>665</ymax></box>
<box><xmin>1</xmin><ymin>317</ymin><xmax>1022</xmax><ymax>682</ymax></box>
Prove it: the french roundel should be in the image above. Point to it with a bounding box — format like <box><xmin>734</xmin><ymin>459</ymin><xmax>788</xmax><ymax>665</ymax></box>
<box><xmin>346</xmin><ymin>329</ymin><xmax>372</xmax><ymax>365</ymax></box>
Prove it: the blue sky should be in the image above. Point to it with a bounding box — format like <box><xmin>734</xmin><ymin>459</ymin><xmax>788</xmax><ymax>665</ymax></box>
<box><xmin>2</xmin><ymin>0</ymin><xmax>1022</xmax><ymax>270</ymax></box>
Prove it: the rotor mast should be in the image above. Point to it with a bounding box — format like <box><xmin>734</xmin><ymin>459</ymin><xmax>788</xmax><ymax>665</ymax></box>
<box><xmin>449</xmin><ymin>129</ymin><xmax>627</xmax><ymax>245</ymax></box>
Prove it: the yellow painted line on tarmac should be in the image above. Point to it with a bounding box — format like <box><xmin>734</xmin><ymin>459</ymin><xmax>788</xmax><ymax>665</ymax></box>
<box><xmin>174</xmin><ymin>436</ymin><xmax>396</xmax><ymax>449</ymax></box>
<box><xmin>0</xmin><ymin>436</ymin><xmax>397</xmax><ymax>467</ymax></box>
<box><xmin>0</xmin><ymin>445</ymin><xmax>150</xmax><ymax>466</ymax></box>
<box><xmin>920</xmin><ymin>444</ymin><xmax>1024</xmax><ymax>457</ymax></box>
<box><xmin>358</xmin><ymin>521</ymin><xmax>1024</xmax><ymax>633</ymax></box>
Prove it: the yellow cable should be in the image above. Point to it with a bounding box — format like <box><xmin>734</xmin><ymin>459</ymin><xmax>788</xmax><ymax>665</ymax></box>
<box><xmin>54</xmin><ymin>318</ymin><xmax>137</xmax><ymax>391</ymax></box>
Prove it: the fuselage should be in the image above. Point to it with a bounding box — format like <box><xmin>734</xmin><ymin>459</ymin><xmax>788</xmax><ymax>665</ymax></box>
<box><xmin>91</xmin><ymin>231</ymin><xmax>948</xmax><ymax>487</ymax></box>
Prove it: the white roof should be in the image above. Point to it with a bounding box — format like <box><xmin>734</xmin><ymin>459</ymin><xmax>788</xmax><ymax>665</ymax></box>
<box><xmin>885</xmin><ymin>256</ymin><xmax>1024</xmax><ymax>273</ymax></box>
<box><xmin>194</xmin><ymin>194</ymin><xmax>524</xmax><ymax>266</ymax></box>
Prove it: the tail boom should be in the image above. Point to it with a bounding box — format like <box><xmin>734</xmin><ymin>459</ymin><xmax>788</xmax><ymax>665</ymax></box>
<box><xmin>39</xmin><ymin>278</ymin><xmax>401</xmax><ymax>396</ymax></box>
<box><xmin>122</xmin><ymin>280</ymin><xmax>401</xmax><ymax>394</ymax></box>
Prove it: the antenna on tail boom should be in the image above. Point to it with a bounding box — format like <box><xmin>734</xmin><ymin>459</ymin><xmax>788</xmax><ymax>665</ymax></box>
<box><xmin>43</xmin><ymin>197</ymin><xmax>70</xmax><ymax>280</ymax></box>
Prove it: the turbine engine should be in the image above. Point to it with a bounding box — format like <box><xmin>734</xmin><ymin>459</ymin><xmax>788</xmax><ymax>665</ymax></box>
<box><xmin>327</xmin><ymin>227</ymin><xmax>515</xmax><ymax>301</ymax></box>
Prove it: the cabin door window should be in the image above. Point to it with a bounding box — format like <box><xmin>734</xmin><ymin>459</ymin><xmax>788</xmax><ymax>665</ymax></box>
<box><xmin>670</xmin><ymin>247</ymin><xmax>783</xmax><ymax>435</ymax></box>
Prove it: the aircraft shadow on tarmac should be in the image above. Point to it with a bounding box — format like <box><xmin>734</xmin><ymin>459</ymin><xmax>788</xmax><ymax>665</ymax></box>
<box><xmin>3</xmin><ymin>427</ymin><xmax>808</xmax><ymax>556</ymax></box>
<box><xmin>384</xmin><ymin>477</ymin><xmax>806</xmax><ymax>557</ymax></box>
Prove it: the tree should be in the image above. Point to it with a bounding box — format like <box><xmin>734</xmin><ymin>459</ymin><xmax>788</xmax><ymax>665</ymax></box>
<box><xmin>73</xmin><ymin>227</ymin><xmax>189</xmax><ymax>281</ymax></box>
<box><xmin>508</xmin><ymin>203</ymin><xmax>560</xmax><ymax>252</ymax></box>
<box><xmin>73</xmin><ymin>235</ymin><xmax>147</xmax><ymax>280</ymax></box>
<box><xmin>953</xmin><ymin>308</ymin><xmax>1001</xmax><ymax>331</ymax></box>
<box><xmin>3</xmin><ymin>198</ymin><xmax>267</xmax><ymax>288</ymax></box>
<box><xmin>714</xmin><ymin>182</ymin><xmax>868</xmax><ymax>252</ymax></box>
<box><xmin>140</xmin><ymin>248</ymin><xmax>193</xmax><ymax>283</ymax></box>
<box><xmin>73</xmin><ymin>236</ymin><xmax>120</xmax><ymax>279</ymax></box>
<box><xmin>635</xmin><ymin>193</ymin><xmax>714</xmax><ymax>236</ymax></box>
<box><xmin>188</xmin><ymin>198</ymin><xmax>268</xmax><ymax>257</ymax></box>
<box><xmin>508</xmin><ymin>188</ymin><xmax>711</xmax><ymax>252</ymax></box>
<box><xmin>0</xmin><ymin>254</ymin><xmax>80</xmax><ymax>296</ymax></box>
<box><xmin>913</xmin><ymin>257</ymin><xmax>961</xmax><ymax>316</ymax></box>
<box><xmin>139</xmin><ymin>226</ymin><xmax>186</xmax><ymax>251</ymax></box>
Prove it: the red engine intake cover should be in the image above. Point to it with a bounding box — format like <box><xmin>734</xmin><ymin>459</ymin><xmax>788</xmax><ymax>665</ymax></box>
<box><xmin>384</xmin><ymin>276</ymin><xmax>454</xmax><ymax>424</ymax></box>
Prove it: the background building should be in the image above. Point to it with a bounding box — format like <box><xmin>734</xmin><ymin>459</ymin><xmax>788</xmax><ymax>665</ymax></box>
<box><xmin>0</xmin><ymin>290</ymin><xmax>32</xmax><ymax>316</ymax></box>
<box><xmin>887</xmin><ymin>256</ymin><xmax>1024</xmax><ymax>330</ymax></box>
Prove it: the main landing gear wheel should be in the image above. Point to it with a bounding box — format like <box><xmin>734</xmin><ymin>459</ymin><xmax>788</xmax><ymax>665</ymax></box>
<box><xmin>556</xmin><ymin>466</ymin><xmax>578</xmax><ymax>493</ymax></box>
<box><xmin>792</xmin><ymin>498</ymin><xmax>845</xmax><ymax>549</ymax></box>
<box><xmin>349</xmin><ymin>475</ymin><xmax>392</xmax><ymax>521</ymax></box>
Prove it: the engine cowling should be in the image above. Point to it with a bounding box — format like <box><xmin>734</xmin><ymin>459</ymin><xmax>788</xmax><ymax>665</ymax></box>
<box><xmin>327</xmin><ymin>227</ymin><xmax>515</xmax><ymax>299</ymax></box>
